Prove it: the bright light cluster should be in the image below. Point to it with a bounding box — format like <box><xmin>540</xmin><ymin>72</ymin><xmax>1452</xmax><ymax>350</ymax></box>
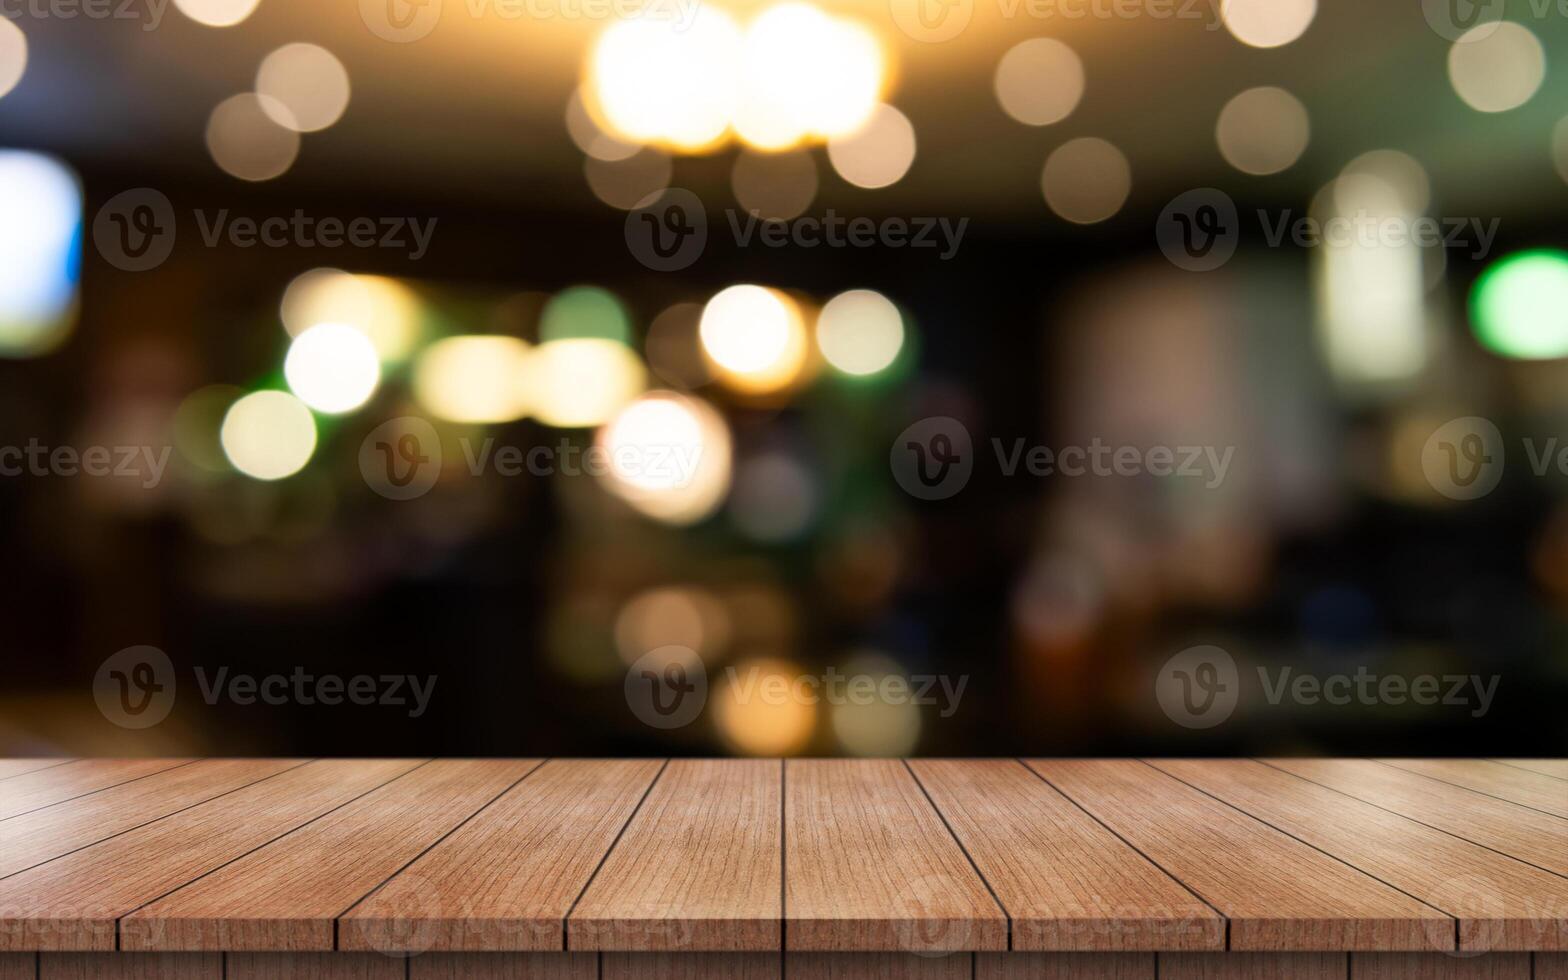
<box><xmin>586</xmin><ymin>2</ymin><xmax>886</xmax><ymax>153</ymax></box>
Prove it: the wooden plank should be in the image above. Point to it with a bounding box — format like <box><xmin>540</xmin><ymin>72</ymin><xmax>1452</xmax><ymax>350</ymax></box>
<box><xmin>786</xmin><ymin>953</ymin><xmax>967</xmax><ymax>979</ymax></box>
<box><xmin>0</xmin><ymin>760</ymin><xmax>71</xmax><ymax>781</ymax></box>
<box><xmin>1157</xmin><ymin>953</ymin><xmax>1346</xmax><ymax>978</ymax></box>
<box><xmin>1025</xmin><ymin>761</ymin><xmax>1451</xmax><ymax>951</ymax></box>
<box><xmin>0</xmin><ymin>955</ymin><xmax>29</xmax><ymax>980</ymax></box>
<box><xmin>1375</xmin><ymin>761</ymin><xmax>1568</xmax><ymax>819</ymax></box>
<box><xmin>1349</xmin><ymin>953</ymin><xmax>1530</xmax><ymax>979</ymax></box>
<box><xmin>122</xmin><ymin>759</ymin><xmax>540</xmax><ymax>951</ymax></box>
<box><xmin>0</xmin><ymin>758</ymin><xmax>306</xmax><ymax>880</ymax></box>
<box><xmin>604</xmin><ymin>952</ymin><xmax>779</xmax><ymax>979</ymax></box>
<box><xmin>38</xmin><ymin>953</ymin><xmax>220</xmax><ymax>979</ymax></box>
<box><xmin>1491</xmin><ymin>760</ymin><xmax>1568</xmax><ymax>780</ymax></box>
<box><xmin>1148</xmin><ymin>760</ymin><xmax>1568</xmax><ymax>952</ymax></box>
<box><xmin>1263</xmin><ymin>759</ymin><xmax>1568</xmax><ymax>878</ymax></box>
<box><xmin>340</xmin><ymin>759</ymin><xmax>664</xmax><ymax>952</ymax></box>
<box><xmin>0</xmin><ymin>759</ymin><xmax>422</xmax><ymax>951</ymax></box>
<box><xmin>784</xmin><ymin>759</ymin><xmax>1006</xmax><ymax>953</ymax></box>
<box><xmin>910</xmin><ymin>760</ymin><xmax>1221</xmax><ymax>951</ymax></box>
<box><xmin>410</xmin><ymin>952</ymin><xmax>597</xmax><ymax>979</ymax></box>
<box><xmin>225</xmin><ymin>953</ymin><xmax>403</xmax><ymax>979</ymax></box>
<box><xmin>977</xmin><ymin>952</ymin><xmax>1154</xmax><ymax>978</ymax></box>
<box><xmin>570</xmin><ymin>759</ymin><xmax>780</xmax><ymax>952</ymax></box>
<box><xmin>0</xmin><ymin>760</ymin><xmax>192</xmax><ymax>821</ymax></box>
<box><xmin>1539</xmin><ymin>952</ymin><xmax>1568</xmax><ymax>978</ymax></box>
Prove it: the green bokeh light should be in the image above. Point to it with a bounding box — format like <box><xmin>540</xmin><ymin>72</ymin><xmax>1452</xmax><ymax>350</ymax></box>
<box><xmin>539</xmin><ymin>286</ymin><xmax>631</xmax><ymax>346</ymax></box>
<box><xmin>1470</xmin><ymin>249</ymin><xmax>1568</xmax><ymax>359</ymax></box>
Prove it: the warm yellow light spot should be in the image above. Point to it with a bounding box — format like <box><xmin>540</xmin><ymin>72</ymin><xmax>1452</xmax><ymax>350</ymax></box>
<box><xmin>732</xmin><ymin>149</ymin><xmax>817</xmax><ymax>220</ymax></box>
<box><xmin>588</xmin><ymin>7</ymin><xmax>742</xmax><ymax>151</ymax></box>
<box><xmin>0</xmin><ymin>19</ymin><xmax>26</xmax><ymax>100</ymax></box>
<box><xmin>994</xmin><ymin>38</ymin><xmax>1083</xmax><ymax>126</ymax></box>
<box><xmin>595</xmin><ymin>391</ymin><xmax>732</xmax><ymax>524</ymax></box>
<box><xmin>699</xmin><ymin>285</ymin><xmax>809</xmax><ymax>393</ymax></box>
<box><xmin>173</xmin><ymin>0</ymin><xmax>260</xmax><ymax>27</ymax></box>
<box><xmin>256</xmin><ymin>43</ymin><xmax>350</xmax><ymax>133</ymax></box>
<box><xmin>206</xmin><ymin>93</ymin><xmax>300</xmax><ymax>182</ymax></box>
<box><xmin>565</xmin><ymin>87</ymin><xmax>640</xmax><ymax>162</ymax></box>
<box><xmin>529</xmin><ymin>337</ymin><xmax>646</xmax><ymax>428</ymax></box>
<box><xmin>615</xmin><ymin>586</ymin><xmax>730</xmax><ymax>664</ymax></box>
<box><xmin>713</xmin><ymin>657</ymin><xmax>816</xmax><ymax>755</ymax></box>
<box><xmin>826</xmin><ymin>103</ymin><xmax>916</xmax><ymax>190</ymax></box>
<box><xmin>279</xmin><ymin>268</ymin><xmax>422</xmax><ymax>363</ymax></box>
<box><xmin>1215</xmin><ymin>86</ymin><xmax>1310</xmax><ymax>175</ymax></box>
<box><xmin>284</xmin><ymin>322</ymin><xmax>380</xmax><ymax>414</ymax></box>
<box><xmin>584</xmin><ymin>148</ymin><xmax>672</xmax><ymax>211</ymax></box>
<box><xmin>1448</xmin><ymin>22</ymin><xmax>1544</xmax><ymax>113</ymax></box>
<box><xmin>1220</xmin><ymin>0</ymin><xmax>1315</xmax><ymax>48</ymax></box>
<box><xmin>816</xmin><ymin>289</ymin><xmax>903</xmax><ymax>376</ymax></box>
<box><xmin>220</xmin><ymin>390</ymin><xmax>317</xmax><ymax>480</ymax></box>
<box><xmin>831</xmin><ymin>654</ymin><xmax>921</xmax><ymax>756</ymax></box>
<box><xmin>1041</xmin><ymin>137</ymin><xmax>1130</xmax><ymax>224</ymax></box>
<box><xmin>1339</xmin><ymin>149</ymin><xmax>1430</xmax><ymax>214</ymax></box>
<box><xmin>413</xmin><ymin>335</ymin><xmax>532</xmax><ymax>424</ymax></box>
<box><xmin>736</xmin><ymin>4</ymin><xmax>884</xmax><ymax>148</ymax></box>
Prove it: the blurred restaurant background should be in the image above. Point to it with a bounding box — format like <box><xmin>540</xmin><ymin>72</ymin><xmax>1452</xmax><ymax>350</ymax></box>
<box><xmin>0</xmin><ymin>0</ymin><xmax>1566</xmax><ymax>758</ymax></box>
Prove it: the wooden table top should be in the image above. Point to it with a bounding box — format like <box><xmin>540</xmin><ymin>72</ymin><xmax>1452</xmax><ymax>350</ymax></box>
<box><xmin>0</xmin><ymin>758</ymin><xmax>1562</xmax><ymax>957</ymax></box>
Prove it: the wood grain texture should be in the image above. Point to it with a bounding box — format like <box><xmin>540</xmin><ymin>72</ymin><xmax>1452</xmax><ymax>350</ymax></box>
<box><xmin>1349</xmin><ymin>953</ymin><xmax>1530</xmax><ymax>979</ymax></box>
<box><xmin>570</xmin><ymin>759</ymin><xmax>780</xmax><ymax>951</ymax></box>
<box><xmin>1026</xmin><ymin>761</ymin><xmax>1451</xmax><ymax>951</ymax></box>
<box><xmin>1491</xmin><ymin>760</ymin><xmax>1568</xmax><ymax>780</ymax></box>
<box><xmin>0</xmin><ymin>761</ymin><xmax>71</xmax><ymax>781</ymax></box>
<box><xmin>121</xmin><ymin>759</ymin><xmax>539</xmax><ymax>951</ymax></box>
<box><xmin>0</xmin><ymin>955</ymin><xmax>29</xmax><ymax>980</ymax></box>
<box><xmin>225</xmin><ymin>953</ymin><xmax>403</xmax><ymax>979</ymax></box>
<box><xmin>1263</xmin><ymin>759</ymin><xmax>1568</xmax><ymax>877</ymax></box>
<box><xmin>0</xmin><ymin>760</ymin><xmax>191</xmax><ymax>821</ymax></box>
<box><xmin>603</xmin><ymin>952</ymin><xmax>780</xmax><ymax>979</ymax></box>
<box><xmin>339</xmin><ymin>759</ymin><xmax>664</xmax><ymax>952</ymax></box>
<box><xmin>910</xmin><ymin>760</ymin><xmax>1221</xmax><ymax>951</ymax></box>
<box><xmin>1148</xmin><ymin>759</ymin><xmax>1568</xmax><ymax>952</ymax></box>
<box><xmin>1375</xmin><ymin>761</ymin><xmax>1568</xmax><ymax>819</ymax></box>
<box><xmin>1157</xmin><ymin>953</ymin><xmax>1347</xmax><ymax>979</ymax></box>
<box><xmin>0</xmin><ymin>758</ymin><xmax>306</xmax><ymax>879</ymax></box>
<box><xmin>0</xmin><ymin>759</ymin><xmax>422</xmax><ymax>951</ymax></box>
<box><xmin>977</xmin><ymin>952</ymin><xmax>1154</xmax><ymax>978</ymax></box>
<box><xmin>409</xmin><ymin>952</ymin><xmax>598</xmax><ymax>979</ymax></box>
<box><xmin>786</xmin><ymin>953</ymin><xmax>968</xmax><ymax>979</ymax></box>
<box><xmin>1539</xmin><ymin>953</ymin><xmax>1568</xmax><ymax>979</ymax></box>
<box><xmin>784</xmin><ymin>759</ymin><xmax>1007</xmax><ymax>953</ymax></box>
<box><xmin>38</xmin><ymin>953</ymin><xmax>220</xmax><ymax>979</ymax></box>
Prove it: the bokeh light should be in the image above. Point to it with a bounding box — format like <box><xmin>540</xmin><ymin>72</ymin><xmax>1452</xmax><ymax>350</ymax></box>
<box><xmin>699</xmin><ymin>285</ymin><xmax>809</xmax><ymax>394</ymax></box>
<box><xmin>735</xmin><ymin>4</ymin><xmax>884</xmax><ymax>149</ymax></box>
<box><xmin>595</xmin><ymin>391</ymin><xmax>732</xmax><ymax>524</ymax></box>
<box><xmin>712</xmin><ymin>657</ymin><xmax>816</xmax><ymax>755</ymax></box>
<box><xmin>0</xmin><ymin>18</ymin><xmax>26</xmax><ymax>100</ymax></box>
<box><xmin>584</xmin><ymin>148</ymin><xmax>672</xmax><ymax>210</ymax></box>
<box><xmin>816</xmin><ymin>289</ymin><xmax>904</xmax><ymax>377</ymax></box>
<box><xmin>256</xmin><ymin>43</ymin><xmax>350</xmax><ymax>133</ymax></box>
<box><xmin>588</xmin><ymin>7</ymin><xmax>742</xmax><ymax>151</ymax></box>
<box><xmin>1554</xmin><ymin>116</ymin><xmax>1568</xmax><ymax>185</ymax></box>
<box><xmin>173</xmin><ymin>0</ymin><xmax>261</xmax><ymax>26</ymax></box>
<box><xmin>220</xmin><ymin>391</ymin><xmax>318</xmax><ymax>481</ymax></box>
<box><xmin>540</xmin><ymin>286</ymin><xmax>632</xmax><ymax>345</ymax></box>
<box><xmin>413</xmin><ymin>335</ymin><xmax>532</xmax><ymax>424</ymax></box>
<box><xmin>732</xmin><ymin>150</ymin><xmax>818</xmax><ymax>220</ymax></box>
<box><xmin>830</xmin><ymin>653</ymin><xmax>921</xmax><ymax>756</ymax></box>
<box><xmin>530</xmin><ymin>338</ymin><xmax>646</xmax><ymax>428</ymax></box>
<box><xmin>826</xmin><ymin>103</ymin><xmax>916</xmax><ymax>190</ymax></box>
<box><xmin>1220</xmin><ymin>0</ymin><xmax>1315</xmax><ymax>48</ymax></box>
<box><xmin>1339</xmin><ymin>149</ymin><xmax>1430</xmax><ymax>214</ymax></box>
<box><xmin>729</xmin><ymin>451</ymin><xmax>816</xmax><ymax>542</ymax></box>
<box><xmin>614</xmin><ymin>586</ymin><xmax>730</xmax><ymax>664</ymax></box>
<box><xmin>1215</xmin><ymin>86</ymin><xmax>1309</xmax><ymax>175</ymax></box>
<box><xmin>280</xmin><ymin>269</ymin><xmax>422</xmax><ymax>363</ymax></box>
<box><xmin>0</xmin><ymin>151</ymin><xmax>80</xmax><ymax>358</ymax></box>
<box><xmin>565</xmin><ymin>88</ymin><xmax>640</xmax><ymax>162</ymax></box>
<box><xmin>1448</xmin><ymin>23</ymin><xmax>1544</xmax><ymax>113</ymax></box>
<box><xmin>993</xmin><ymin>38</ymin><xmax>1083</xmax><ymax>127</ymax></box>
<box><xmin>1041</xmin><ymin>137</ymin><xmax>1130</xmax><ymax>224</ymax></box>
<box><xmin>284</xmin><ymin>322</ymin><xmax>381</xmax><ymax>414</ymax></box>
<box><xmin>206</xmin><ymin>93</ymin><xmax>300</xmax><ymax>181</ymax></box>
<box><xmin>173</xmin><ymin>384</ymin><xmax>244</xmax><ymax>472</ymax></box>
<box><xmin>644</xmin><ymin>302</ymin><xmax>711</xmax><ymax>390</ymax></box>
<box><xmin>1470</xmin><ymin>250</ymin><xmax>1568</xmax><ymax>360</ymax></box>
